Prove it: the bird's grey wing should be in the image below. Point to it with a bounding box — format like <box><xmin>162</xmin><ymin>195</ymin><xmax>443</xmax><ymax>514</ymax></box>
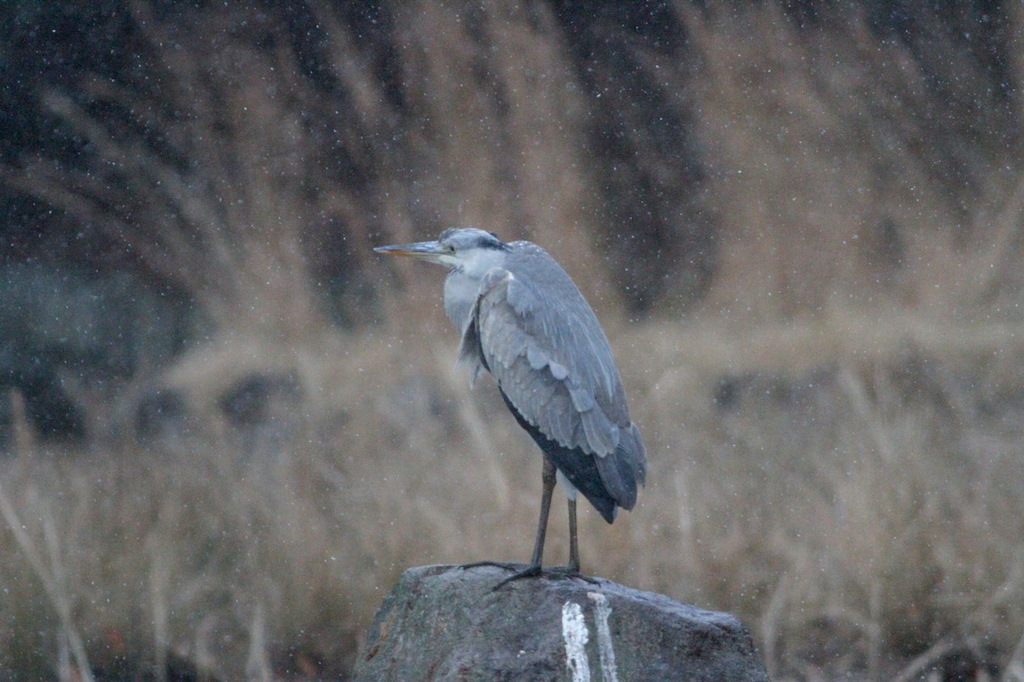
<box><xmin>462</xmin><ymin>266</ymin><xmax>645</xmax><ymax>505</ymax></box>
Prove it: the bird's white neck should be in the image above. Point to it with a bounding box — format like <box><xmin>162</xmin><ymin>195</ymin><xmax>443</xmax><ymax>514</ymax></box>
<box><xmin>442</xmin><ymin>246</ymin><xmax>508</xmax><ymax>332</ymax></box>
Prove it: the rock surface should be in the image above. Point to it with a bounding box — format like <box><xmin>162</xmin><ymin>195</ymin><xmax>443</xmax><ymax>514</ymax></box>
<box><xmin>353</xmin><ymin>564</ymin><xmax>769</xmax><ymax>681</ymax></box>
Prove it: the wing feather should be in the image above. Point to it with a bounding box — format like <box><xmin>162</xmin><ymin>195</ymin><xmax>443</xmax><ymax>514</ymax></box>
<box><xmin>458</xmin><ymin>245</ymin><xmax>646</xmax><ymax>511</ymax></box>
<box><xmin>472</xmin><ymin>261</ymin><xmax>625</xmax><ymax>455</ymax></box>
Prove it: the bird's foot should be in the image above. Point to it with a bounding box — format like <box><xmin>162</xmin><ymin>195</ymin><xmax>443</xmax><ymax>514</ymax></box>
<box><xmin>458</xmin><ymin>561</ymin><xmax>599</xmax><ymax>588</ymax></box>
<box><xmin>491</xmin><ymin>563</ymin><xmax>599</xmax><ymax>590</ymax></box>
<box><xmin>458</xmin><ymin>560</ymin><xmax>524</xmax><ymax>572</ymax></box>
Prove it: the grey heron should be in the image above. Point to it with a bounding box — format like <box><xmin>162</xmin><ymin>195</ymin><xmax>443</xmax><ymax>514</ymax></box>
<box><xmin>374</xmin><ymin>228</ymin><xmax>646</xmax><ymax>579</ymax></box>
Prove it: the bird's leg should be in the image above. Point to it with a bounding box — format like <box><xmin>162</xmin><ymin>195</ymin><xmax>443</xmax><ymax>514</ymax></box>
<box><xmin>487</xmin><ymin>458</ymin><xmax>557</xmax><ymax>589</ymax></box>
<box><xmin>556</xmin><ymin>496</ymin><xmax>597</xmax><ymax>583</ymax></box>
<box><xmin>468</xmin><ymin>457</ymin><xmax>596</xmax><ymax>589</ymax></box>
<box><xmin>462</xmin><ymin>458</ymin><xmax>555</xmax><ymax>577</ymax></box>
<box><xmin>529</xmin><ymin>457</ymin><xmax>557</xmax><ymax>566</ymax></box>
<box><xmin>567</xmin><ymin>496</ymin><xmax>580</xmax><ymax>574</ymax></box>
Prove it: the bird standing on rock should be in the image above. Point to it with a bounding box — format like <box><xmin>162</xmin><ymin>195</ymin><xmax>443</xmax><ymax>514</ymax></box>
<box><xmin>375</xmin><ymin>228</ymin><xmax>646</xmax><ymax>581</ymax></box>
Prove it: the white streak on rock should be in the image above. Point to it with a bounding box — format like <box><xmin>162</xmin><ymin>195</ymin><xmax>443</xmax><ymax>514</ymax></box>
<box><xmin>588</xmin><ymin>592</ymin><xmax>619</xmax><ymax>682</ymax></box>
<box><xmin>562</xmin><ymin>601</ymin><xmax>591</xmax><ymax>682</ymax></box>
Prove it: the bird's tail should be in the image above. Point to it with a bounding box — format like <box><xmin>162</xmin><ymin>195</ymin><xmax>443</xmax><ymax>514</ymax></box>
<box><xmin>594</xmin><ymin>423</ymin><xmax>646</xmax><ymax>513</ymax></box>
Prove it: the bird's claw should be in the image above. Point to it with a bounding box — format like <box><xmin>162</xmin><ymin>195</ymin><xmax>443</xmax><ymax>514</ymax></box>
<box><xmin>458</xmin><ymin>560</ymin><xmax>523</xmax><ymax>572</ymax></box>
<box><xmin>488</xmin><ymin>563</ymin><xmax>598</xmax><ymax>590</ymax></box>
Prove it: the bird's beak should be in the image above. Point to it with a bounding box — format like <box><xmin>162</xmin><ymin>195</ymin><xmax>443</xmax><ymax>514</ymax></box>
<box><xmin>373</xmin><ymin>240</ymin><xmax>447</xmax><ymax>264</ymax></box>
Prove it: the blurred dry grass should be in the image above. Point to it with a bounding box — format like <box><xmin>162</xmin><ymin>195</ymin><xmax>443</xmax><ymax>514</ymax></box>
<box><xmin>2</xmin><ymin>1</ymin><xmax>1024</xmax><ymax>680</ymax></box>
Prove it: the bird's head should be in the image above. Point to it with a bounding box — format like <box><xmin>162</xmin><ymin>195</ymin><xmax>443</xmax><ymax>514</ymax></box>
<box><xmin>374</xmin><ymin>228</ymin><xmax>510</xmax><ymax>275</ymax></box>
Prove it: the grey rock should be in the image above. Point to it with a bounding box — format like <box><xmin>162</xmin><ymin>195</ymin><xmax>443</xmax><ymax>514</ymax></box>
<box><xmin>354</xmin><ymin>564</ymin><xmax>769</xmax><ymax>681</ymax></box>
